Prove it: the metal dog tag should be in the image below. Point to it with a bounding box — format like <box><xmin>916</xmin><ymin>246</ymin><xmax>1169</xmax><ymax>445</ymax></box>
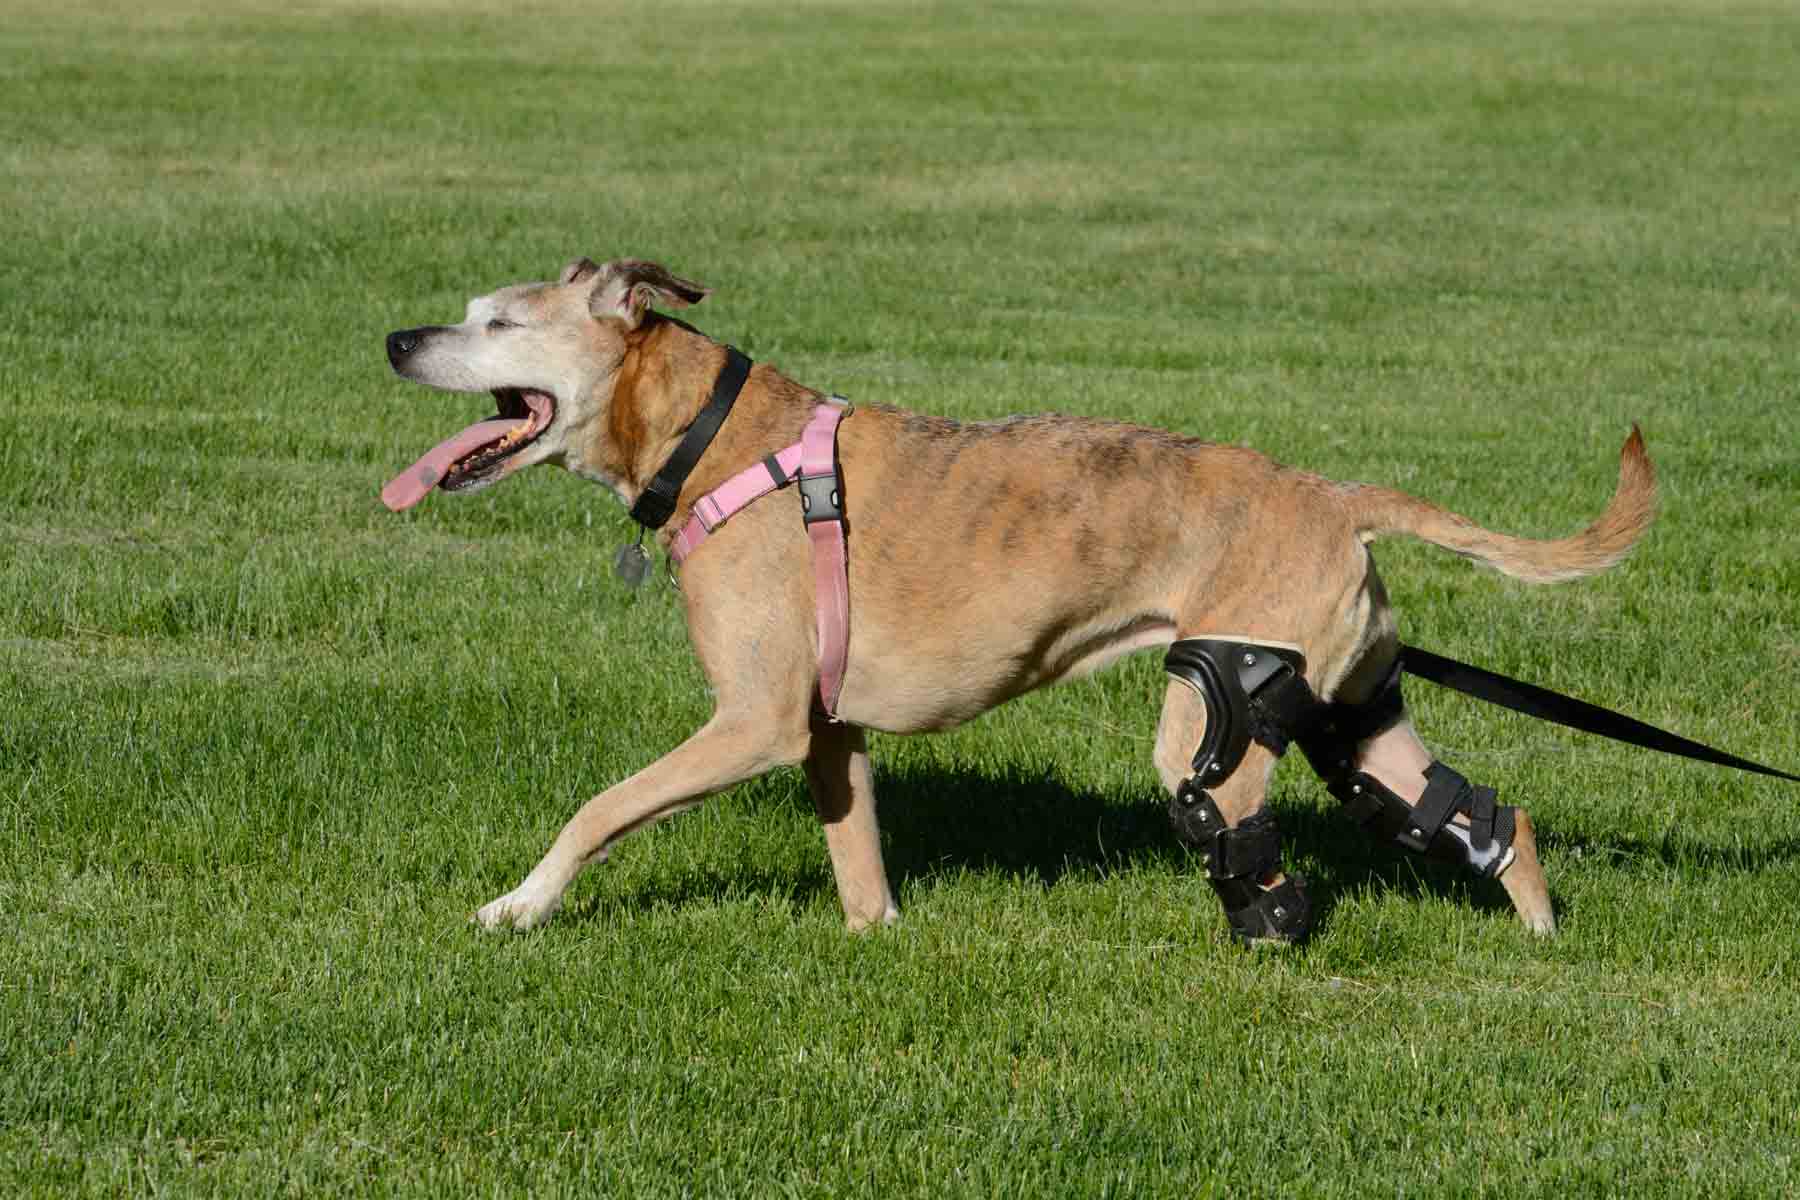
<box><xmin>613</xmin><ymin>541</ymin><xmax>651</xmax><ymax>588</ymax></box>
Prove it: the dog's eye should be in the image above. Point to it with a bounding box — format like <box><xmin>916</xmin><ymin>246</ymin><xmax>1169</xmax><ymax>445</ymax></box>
<box><xmin>487</xmin><ymin>318</ymin><xmax>520</xmax><ymax>332</ymax></box>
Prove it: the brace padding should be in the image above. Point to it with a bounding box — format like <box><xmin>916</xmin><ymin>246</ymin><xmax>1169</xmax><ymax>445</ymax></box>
<box><xmin>1294</xmin><ymin>659</ymin><xmax>1406</xmax><ymax>781</ymax></box>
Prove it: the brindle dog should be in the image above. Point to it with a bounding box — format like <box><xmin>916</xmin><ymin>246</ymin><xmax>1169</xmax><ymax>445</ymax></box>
<box><xmin>382</xmin><ymin>257</ymin><xmax>1655</xmax><ymax>939</ymax></box>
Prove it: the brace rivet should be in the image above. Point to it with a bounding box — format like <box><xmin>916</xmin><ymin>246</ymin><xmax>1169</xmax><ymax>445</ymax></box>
<box><xmin>1243</xmin><ymin>653</ymin><xmax>1257</xmax><ymax>667</ymax></box>
<box><xmin>1410</xmin><ymin>827</ymin><xmax>1424</xmax><ymax>840</ymax></box>
<box><xmin>1351</xmin><ymin>784</ymin><xmax>1363</xmax><ymax>795</ymax></box>
<box><xmin>1273</xmin><ymin>906</ymin><xmax>1287</xmax><ymax>920</ymax></box>
<box><xmin>1209</xmin><ymin>762</ymin><xmax>1225</xmax><ymax>775</ymax></box>
<box><xmin>1197</xmin><ymin>809</ymin><xmax>1211</xmax><ymax>823</ymax></box>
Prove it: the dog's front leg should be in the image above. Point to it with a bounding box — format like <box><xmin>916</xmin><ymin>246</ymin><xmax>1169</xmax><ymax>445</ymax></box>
<box><xmin>803</xmin><ymin>721</ymin><xmax>898</xmax><ymax>932</ymax></box>
<box><xmin>473</xmin><ymin>713</ymin><xmax>809</xmax><ymax>931</ymax></box>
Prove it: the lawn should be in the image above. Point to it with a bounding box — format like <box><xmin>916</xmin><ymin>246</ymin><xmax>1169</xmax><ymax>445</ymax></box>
<box><xmin>3</xmin><ymin>0</ymin><xmax>1798</xmax><ymax>1194</ymax></box>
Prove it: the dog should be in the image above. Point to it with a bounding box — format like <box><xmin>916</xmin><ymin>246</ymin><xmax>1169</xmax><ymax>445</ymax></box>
<box><xmin>381</xmin><ymin>256</ymin><xmax>1656</xmax><ymax>942</ymax></box>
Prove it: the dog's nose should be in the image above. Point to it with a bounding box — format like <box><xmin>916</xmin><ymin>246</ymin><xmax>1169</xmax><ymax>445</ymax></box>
<box><xmin>386</xmin><ymin>328</ymin><xmax>426</xmax><ymax>366</ymax></box>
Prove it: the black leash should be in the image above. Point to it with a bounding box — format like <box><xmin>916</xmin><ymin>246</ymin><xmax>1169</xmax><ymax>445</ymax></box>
<box><xmin>612</xmin><ymin>346</ymin><xmax>752</xmax><ymax>587</ymax></box>
<box><xmin>1400</xmin><ymin>644</ymin><xmax>1800</xmax><ymax>783</ymax></box>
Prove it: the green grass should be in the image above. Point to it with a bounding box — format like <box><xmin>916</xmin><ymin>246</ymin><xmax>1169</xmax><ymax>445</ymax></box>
<box><xmin>4</xmin><ymin>0</ymin><xmax>1799</xmax><ymax>1194</ymax></box>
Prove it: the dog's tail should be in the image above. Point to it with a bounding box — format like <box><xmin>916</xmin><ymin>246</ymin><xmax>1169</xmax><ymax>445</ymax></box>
<box><xmin>1343</xmin><ymin>426</ymin><xmax>1657</xmax><ymax>585</ymax></box>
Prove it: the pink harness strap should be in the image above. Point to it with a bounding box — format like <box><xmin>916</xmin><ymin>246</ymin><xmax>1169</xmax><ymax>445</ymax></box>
<box><xmin>798</xmin><ymin>407</ymin><xmax>851</xmax><ymax>718</ymax></box>
<box><xmin>668</xmin><ymin>402</ymin><xmax>851</xmax><ymax>719</ymax></box>
<box><xmin>668</xmin><ymin>442</ymin><xmax>805</xmax><ymax>564</ymax></box>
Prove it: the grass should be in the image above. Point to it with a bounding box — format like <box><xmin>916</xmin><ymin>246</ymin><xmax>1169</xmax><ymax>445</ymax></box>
<box><xmin>3</xmin><ymin>0</ymin><xmax>1799</xmax><ymax>1194</ymax></box>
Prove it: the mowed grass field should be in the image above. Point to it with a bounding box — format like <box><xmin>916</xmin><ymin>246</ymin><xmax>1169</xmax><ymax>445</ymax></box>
<box><xmin>4</xmin><ymin>0</ymin><xmax>1799</xmax><ymax>1194</ymax></box>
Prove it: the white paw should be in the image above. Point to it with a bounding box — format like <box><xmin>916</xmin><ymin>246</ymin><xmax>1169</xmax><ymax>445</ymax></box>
<box><xmin>472</xmin><ymin>884</ymin><xmax>563</xmax><ymax>931</ymax></box>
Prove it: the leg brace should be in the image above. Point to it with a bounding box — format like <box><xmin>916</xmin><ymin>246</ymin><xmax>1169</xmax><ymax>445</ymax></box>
<box><xmin>1164</xmin><ymin>639</ymin><xmax>1318</xmax><ymax>945</ymax></box>
<box><xmin>1295</xmin><ymin>663</ymin><xmax>1517</xmax><ymax>878</ymax></box>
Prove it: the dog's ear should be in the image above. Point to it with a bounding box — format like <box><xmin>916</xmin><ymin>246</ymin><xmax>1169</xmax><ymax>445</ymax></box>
<box><xmin>587</xmin><ymin>259</ymin><xmax>711</xmax><ymax>329</ymax></box>
<box><xmin>559</xmin><ymin>257</ymin><xmax>602</xmax><ymax>286</ymax></box>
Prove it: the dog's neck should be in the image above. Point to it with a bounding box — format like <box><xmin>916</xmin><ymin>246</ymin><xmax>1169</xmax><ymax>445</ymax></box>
<box><xmin>606</xmin><ymin>314</ymin><xmax>824</xmax><ymax>530</ymax></box>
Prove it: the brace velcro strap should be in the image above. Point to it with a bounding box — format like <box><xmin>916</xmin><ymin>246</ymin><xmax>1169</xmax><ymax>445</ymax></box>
<box><xmin>1169</xmin><ymin>792</ymin><xmax>1312</xmax><ymax>945</ymax></box>
<box><xmin>1399</xmin><ymin>762</ymin><xmax>1468</xmax><ymax>854</ymax></box>
<box><xmin>1449</xmin><ymin>804</ymin><xmax>1517</xmax><ymax>877</ymax></box>
<box><xmin>1465</xmin><ymin>782</ymin><xmax>1499</xmax><ymax>851</ymax></box>
<box><xmin>1330</xmin><ymin>765</ymin><xmax>1518</xmax><ymax>877</ymax></box>
<box><xmin>1210</xmin><ymin>815</ymin><xmax>1282</xmax><ymax>881</ymax></box>
<box><xmin>1169</xmin><ymin>795</ymin><xmax>1282</xmax><ymax>881</ymax></box>
<box><xmin>1476</xmin><ymin>805</ymin><xmax>1516</xmax><ymax>875</ymax></box>
<box><xmin>1213</xmin><ymin>875</ymin><xmax>1314</xmax><ymax>945</ymax></box>
<box><xmin>1247</xmin><ymin>670</ymin><xmax>1318</xmax><ymax>758</ymax></box>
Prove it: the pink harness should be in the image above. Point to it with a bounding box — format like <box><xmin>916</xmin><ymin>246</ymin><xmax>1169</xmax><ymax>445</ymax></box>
<box><xmin>669</xmin><ymin>402</ymin><xmax>852</xmax><ymax>718</ymax></box>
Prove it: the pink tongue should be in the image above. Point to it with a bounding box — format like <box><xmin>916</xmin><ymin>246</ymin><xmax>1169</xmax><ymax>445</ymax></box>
<box><xmin>381</xmin><ymin>419</ymin><xmax>519</xmax><ymax>512</ymax></box>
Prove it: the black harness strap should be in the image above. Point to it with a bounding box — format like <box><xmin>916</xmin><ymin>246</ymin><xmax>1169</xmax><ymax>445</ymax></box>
<box><xmin>1400</xmin><ymin>644</ymin><xmax>1800</xmax><ymax>784</ymax></box>
<box><xmin>628</xmin><ymin>346</ymin><xmax>753</xmax><ymax>531</ymax></box>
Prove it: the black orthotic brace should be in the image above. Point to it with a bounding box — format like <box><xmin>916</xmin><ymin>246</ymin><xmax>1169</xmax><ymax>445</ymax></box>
<box><xmin>1295</xmin><ymin>664</ymin><xmax>1517</xmax><ymax>878</ymax></box>
<box><xmin>1169</xmin><ymin>794</ymin><xmax>1314</xmax><ymax>944</ymax></box>
<box><xmin>1163</xmin><ymin>639</ymin><xmax>1318</xmax><ymax>944</ymax></box>
<box><xmin>1163</xmin><ymin>639</ymin><xmax>1317</xmax><ymax>787</ymax></box>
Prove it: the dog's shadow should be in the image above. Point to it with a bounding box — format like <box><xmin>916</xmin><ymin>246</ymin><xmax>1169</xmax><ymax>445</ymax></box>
<box><xmin>870</xmin><ymin>764</ymin><xmax>1523</xmax><ymax>926</ymax></box>
<box><xmin>581</xmin><ymin>762</ymin><xmax>1799</xmax><ymax>929</ymax></box>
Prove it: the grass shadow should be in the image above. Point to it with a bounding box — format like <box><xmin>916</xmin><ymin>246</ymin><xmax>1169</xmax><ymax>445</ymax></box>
<box><xmin>562</xmin><ymin>861</ymin><xmax>840</xmax><ymax>924</ymax></box>
<box><xmin>1536</xmin><ymin>827</ymin><xmax>1800</xmax><ymax>875</ymax></box>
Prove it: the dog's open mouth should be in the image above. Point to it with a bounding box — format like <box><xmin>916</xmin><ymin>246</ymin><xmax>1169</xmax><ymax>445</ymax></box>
<box><xmin>381</xmin><ymin>388</ymin><xmax>556</xmax><ymax>512</ymax></box>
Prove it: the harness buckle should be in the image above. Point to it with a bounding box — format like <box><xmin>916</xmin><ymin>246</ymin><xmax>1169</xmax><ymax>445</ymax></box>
<box><xmin>798</xmin><ymin>472</ymin><xmax>842</xmax><ymax>525</ymax></box>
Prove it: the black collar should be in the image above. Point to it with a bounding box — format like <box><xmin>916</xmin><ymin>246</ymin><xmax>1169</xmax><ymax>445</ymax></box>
<box><xmin>628</xmin><ymin>346</ymin><xmax>753</xmax><ymax>530</ymax></box>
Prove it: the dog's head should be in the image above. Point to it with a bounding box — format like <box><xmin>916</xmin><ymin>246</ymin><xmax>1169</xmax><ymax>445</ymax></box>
<box><xmin>380</xmin><ymin>257</ymin><xmax>710</xmax><ymax>510</ymax></box>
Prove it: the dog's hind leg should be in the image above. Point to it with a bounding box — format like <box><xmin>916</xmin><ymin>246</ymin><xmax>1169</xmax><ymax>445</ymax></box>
<box><xmin>1298</xmin><ymin>639</ymin><xmax>1557</xmax><ymax>936</ymax></box>
<box><xmin>803</xmin><ymin>721</ymin><xmax>899</xmax><ymax>932</ymax></box>
<box><xmin>473</xmin><ymin>712</ymin><xmax>810</xmax><ymax>931</ymax></box>
<box><xmin>1155</xmin><ymin>663</ymin><xmax>1315</xmax><ymax>946</ymax></box>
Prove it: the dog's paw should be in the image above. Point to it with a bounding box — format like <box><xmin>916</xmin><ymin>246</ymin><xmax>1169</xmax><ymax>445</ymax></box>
<box><xmin>472</xmin><ymin>885</ymin><xmax>563</xmax><ymax>932</ymax></box>
<box><xmin>844</xmin><ymin>903</ymin><xmax>901</xmax><ymax>934</ymax></box>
